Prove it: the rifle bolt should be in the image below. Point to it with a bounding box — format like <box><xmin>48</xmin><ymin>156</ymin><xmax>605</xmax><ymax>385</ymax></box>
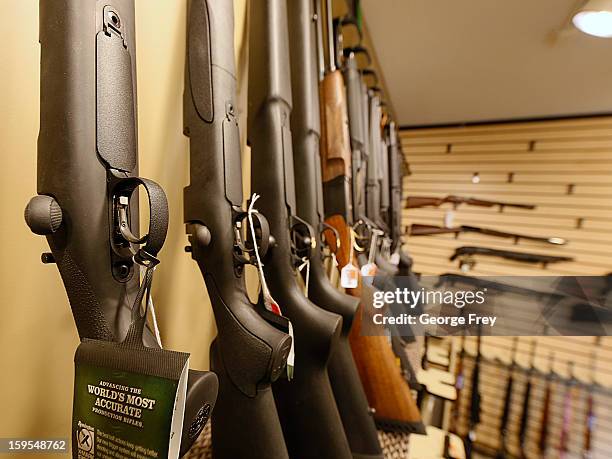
<box><xmin>41</xmin><ymin>252</ymin><xmax>55</xmax><ymax>264</ymax></box>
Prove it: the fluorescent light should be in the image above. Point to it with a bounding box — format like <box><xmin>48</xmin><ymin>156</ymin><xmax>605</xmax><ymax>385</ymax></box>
<box><xmin>573</xmin><ymin>0</ymin><xmax>612</xmax><ymax>37</ymax></box>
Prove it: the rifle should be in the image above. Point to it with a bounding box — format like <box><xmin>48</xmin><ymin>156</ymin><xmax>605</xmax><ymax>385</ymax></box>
<box><xmin>387</xmin><ymin>122</ymin><xmax>403</xmax><ymax>252</ymax></box>
<box><xmin>248</xmin><ymin>1</ymin><xmax>353</xmax><ymax>457</ymax></box>
<box><xmin>496</xmin><ymin>337</ymin><xmax>519</xmax><ymax>459</ymax></box>
<box><xmin>518</xmin><ymin>340</ymin><xmax>537</xmax><ymax>458</ymax></box>
<box><xmin>559</xmin><ymin>362</ymin><xmax>576</xmax><ymax>459</ymax></box>
<box><xmin>409</xmin><ymin>224</ymin><xmax>567</xmax><ymax>245</ymax></box>
<box><xmin>405</xmin><ymin>195</ymin><xmax>536</xmax><ymax>211</ymax></box>
<box><xmin>287</xmin><ymin>1</ymin><xmax>382</xmax><ymax>456</ymax></box>
<box><xmin>449</xmin><ymin>334</ymin><xmax>466</xmax><ymax>435</ymax></box>
<box><xmin>182</xmin><ymin>1</ymin><xmax>292</xmax><ymax>457</ymax></box>
<box><xmin>465</xmin><ymin>333</ymin><xmax>482</xmax><ymax>459</ymax></box>
<box><xmin>25</xmin><ymin>2</ymin><xmax>217</xmax><ymax>454</ymax></box>
<box><xmin>583</xmin><ymin>346</ymin><xmax>598</xmax><ymax>459</ymax></box>
<box><xmin>323</xmin><ymin>5</ymin><xmax>425</xmax><ymax>435</ymax></box>
<box><xmin>450</xmin><ymin>246</ymin><xmax>574</xmax><ymax>269</ymax></box>
<box><xmin>538</xmin><ymin>352</ymin><xmax>554</xmax><ymax>456</ymax></box>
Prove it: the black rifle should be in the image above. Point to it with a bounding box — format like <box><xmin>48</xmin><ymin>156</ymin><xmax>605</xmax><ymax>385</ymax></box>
<box><xmin>465</xmin><ymin>334</ymin><xmax>482</xmax><ymax>459</ymax></box>
<box><xmin>25</xmin><ymin>1</ymin><xmax>217</xmax><ymax>454</ymax></box>
<box><xmin>287</xmin><ymin>0</ymin><xmax>383</xmax><ymax>457</ymax></box>
<box><xmin>182</xmin><ymin>1</ymin><xmax>292</xmax><ymax>457</ymax></box>
<box><xmin>450</xmin><ymin>246</ymin><xmax>574</xmax><ymax>269</ymax></box>
<box><xmin>408</xmin><ymin>224</ymin><xmax>567</xmax><ymax>245</ymax></box>
<box><xmin>518</xmin><ymin>340</ymin><xmax>537</xmax><ymax>458</ymax></box>
<box><xmin>583</xmin><ymin>347</ymin><xmax>598</xmax><ymax>459</ymax></box>
<box><xmin>496</xmin><ymin>337</ymin><xmax>519</xmax><ymax>459</ymax></box>
<box><xmin>248</xmin><ymin>0</ymin><xmax>352</xmax><ymax>457</ymax></box>
<box><xmin>387</xmin><ymin>122</ymin><xmax>403</xmax><ymax>252</ymax></box>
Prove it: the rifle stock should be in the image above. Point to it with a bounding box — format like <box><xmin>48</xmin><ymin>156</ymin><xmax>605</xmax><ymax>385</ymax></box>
<box><xmin>183</xmin><ymin>1</ymin><xmax>291</xmax><ymax>457</ymax></box>
<box><xmin>28</xmin><ymin>2</ymin><xmax>217</xmax><ymax>454</ymax></box>
<box><xmin>287</xmin><ymin>1</ymin><xmax>383</xmax><ymax>457</ymax></box>
<box><xmin>248</xmin><ymin>1</ymin><xmax>352</xmax><ymax>457</ymax></box>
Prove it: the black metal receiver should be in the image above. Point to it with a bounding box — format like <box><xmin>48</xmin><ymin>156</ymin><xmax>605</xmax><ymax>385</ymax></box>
<box><xmin>248</xmin><ymin>0</ymin><xmax>352</xmax><ymax>458</ymax></box>
<box><xmin>25</xmin><ymin>1</ymin><xmax>217</xmax><ymax>455</ymax></box>
<box><xmin>287</xmin><ymin>1</ymin><xmax>383</xmax><ymax>457</ymax></box>
<box><xmin>183</xmin><ymin>1</ymin><xmax>292</xmax><ymax>458</ymax></box>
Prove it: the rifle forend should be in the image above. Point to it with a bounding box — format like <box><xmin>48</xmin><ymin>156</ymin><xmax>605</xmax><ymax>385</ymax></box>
<box><xmin>248</xmin><ymin>1</ymin><xmax>352</xmax><ymax>457</ymax></box>
<box><xmin>183</xmin><ymin>1</ymin><xmax>291</xmax><ymax>457</ymax></box>
<box><xmin>27</xmin><ymin>1</ymin><xmax>217</xmax><ymax>454</ymax></box>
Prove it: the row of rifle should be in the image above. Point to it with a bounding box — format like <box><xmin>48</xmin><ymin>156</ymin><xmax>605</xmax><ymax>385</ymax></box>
<box><xmin>25</xmin><ymin>0</ymin><xmax>426</xmax><ymax>457</ymax></box>
<box><xmin>448</xmin><ymin>336</ymin><xmax>600</xmax><ymax>459</ymax></box>
<box><xmin>404</xmin><ymin>195</ymin><xmax>574</xmax><ymax>271</ymax></box>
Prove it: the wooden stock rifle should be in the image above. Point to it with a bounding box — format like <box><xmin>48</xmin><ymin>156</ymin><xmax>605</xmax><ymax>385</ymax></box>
<box><xmin>408</xmin><ymin>224</ymin><xmax>567</xmax><ymax>245</ymax></box>
<box><xmin>319</xmin><ymin>0</ymin><xmax>424</xmax><ymax>435</ymax></box>
<box><xmin>405</xmin><ymin>195</ymin><xmax>536</xmax><ymax>211</ymax></box>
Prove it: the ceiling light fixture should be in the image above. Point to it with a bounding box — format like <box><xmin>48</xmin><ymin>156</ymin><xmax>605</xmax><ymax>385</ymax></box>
<box><xmin>573</xmin><ymin>0</ymin><xmax>612</xmax><ymax>37</ymax></box>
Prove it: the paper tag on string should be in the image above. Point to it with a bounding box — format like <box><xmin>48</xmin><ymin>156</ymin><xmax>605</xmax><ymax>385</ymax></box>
<box><xmin>389</xmin><ymin>252</ymin><xmax>400</xmax><ymax>266</ymax></box>
<box><xmin>247</xmin><ymin>194</ymin><xmax>295</xmax><ymax>379</ymax></box>
<box><xmin>360</xmin><ymin>262</ymin><xmax>378</xmax><ymax>277</ymax></box>
<box><xmin>341</xmin><ymin>264</ymin><xmax>359</xmax><ymax>289</ymax></box>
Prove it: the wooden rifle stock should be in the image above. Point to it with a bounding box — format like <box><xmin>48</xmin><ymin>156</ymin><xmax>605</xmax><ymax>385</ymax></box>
<box><xmin>323</xmin><ymin>216</ymin><xmax>425</xmax><ymax>434</ymax></box>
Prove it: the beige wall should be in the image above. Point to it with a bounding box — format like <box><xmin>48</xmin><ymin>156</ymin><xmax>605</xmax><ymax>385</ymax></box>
<box><xmin>0</xmin><ymin>0</ymin><xmax>247</xmax><ymax>447</ymax></box>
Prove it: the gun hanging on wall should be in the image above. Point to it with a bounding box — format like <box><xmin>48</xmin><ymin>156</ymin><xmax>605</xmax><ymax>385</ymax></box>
<box><xmin>465</xmin><ymin>333</ymin><xmax>482</xmax><ymax>459</ymax></box>
<box><xmin>405</xmin><ymin>195</ymin><xmax>536</xmax><ymax>211</ymax></box>
<box><xmin>495</xmin><ymin>337</ymin><xmax>518</xmax><ymax>459</ymax></box>
<box><xmin>321</xmin><ymin>1</ymin><xmax>425</xmax><ymax>435</ymax></box>
<box><xmin>248</xmin><ymin>1</ymin><xmax>354</xmax><ymax>457</ymax></box>
<box><xmin>25</xmin><ymin>1</ymin><xmax>218</xmax><ymax>455</ymax></box>
<box><xmin>538</xmin><ymin>352</ymin><xmax>554</xmax><ymax>456</ymax></box>
<box><xmin>408</xmin><ymin>224</ymin><xmax>567</xmax><ymax>245</ymax></box>
<box><xmin>286</xmin><ymin>1</ymin><xmax>383</xmax><ymax>457</ymax></box>
<box><xmin>450</xmin><ymin>246</ymin><xmax>574</xmax><ymax>269</ymax></box>
<box><xmin>518</xmin><ymin>340</ymin><xmax>537</xmax><ymax>459</ymax></box>
<box><xmin>182</xmin><ymin>1</ymin><xmax>293</xmax><ymax>457</ymax></box>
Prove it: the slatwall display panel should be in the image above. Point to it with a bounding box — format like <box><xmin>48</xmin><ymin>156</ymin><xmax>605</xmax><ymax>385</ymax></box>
<box><xmin>448</xmin><ymin>336</ymin><xmax>612</xmax><ymax>459</ymax></box>
<box><xmin>399</xmin><ymin>116</ymin><xmax>612</xmax><ymax>277</ymax></box>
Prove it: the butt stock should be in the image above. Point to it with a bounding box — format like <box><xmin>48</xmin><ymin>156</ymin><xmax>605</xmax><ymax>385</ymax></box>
<box><xmin>248</xmin><ymin>1</ymin><xmax>353</xmax><ymax>457</ymax></box>
<box><xmin>183</xmin><ymin>1</ymin><xmax>291</xmax><ymax>457</ymax></box>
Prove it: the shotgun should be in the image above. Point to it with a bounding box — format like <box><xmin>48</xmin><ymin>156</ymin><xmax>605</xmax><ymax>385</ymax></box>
<box><xmin>25</xmin><ymin>2</ymin><xmax>217</xmax><ymax>454</ymax></box>
<box><xmin>583</xmin><ymin>347</ymin><xmax>598</xmax><ymax>459</ymax></box>
<box><xmin>182</xmin><ymin>1</ymin><xmax>292</xmax><ymax>457</ymax></box>
<box><xmin>559</xmin><ymin>362</ymin><xmax>576</xmax><ymax>459</ymax></box>
<box><xmin>450</xmin><ymin>246</ymin><xmax>574</xmax><ymax>269</ymax></box>
<box><xmin>287</xmin><ymin>1</ymin><xmax>383</xmax><ymax>457</ymax></box>
<box><xmin>248</xmin><ymin>1</ymin><xmax>353</xmax><ymax>457</ymax></box>
<box><xmin>408</xmin><ymin>224</ymin><xmax>567</xmax><ymax>245</ymax></box>
<box><xmin>465</xmin><ymin>334</ymin><xmax>482</xmax><ymax>459</ymax></box>
<box><xmin>321</xmin><ymin>3</ymin><xmax>425</xmax><ymax>435</ymax></box>
<box><xmin>518</xmin><ymin>340</ymin><xmax>537</xmax><ymax>458</ymax></box>
<box><xmin>495</xmin><ymin>337</ymin><xmax>518</xmax><ymax>459</ymax></box>
<box><xmin>405</xmin><ymin>195</ymin><xmax>536</xmax><ymax>211</ymax></box>
<box><xmin>538</xmin><ymin>352</ymin><xmax>554</xmax><ymax>456</ymax></box>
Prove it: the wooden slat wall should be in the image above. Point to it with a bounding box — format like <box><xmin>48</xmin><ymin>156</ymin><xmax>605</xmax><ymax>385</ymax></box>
<box><xmin>402</xmin><ymin>117</ymin><xmax>612</xmax><ymax>457</ymax></box>
<box><xmin>400</xmin><ymin>116</ymin><xmax>612</xmax><ymax>277</ymax></box>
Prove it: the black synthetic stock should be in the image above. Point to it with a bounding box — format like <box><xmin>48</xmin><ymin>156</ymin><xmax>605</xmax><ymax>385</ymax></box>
<box><xmin>248</xmin><ymin>1</ymin><xmax>351</xmax><ymax>457</ymax></box>
<box><xmin>183</xmin><ymin>1</ymin><xmax>291</xmax><ymax>457</ymax></box>
<box><xmin>34</xmin><ymin>2</ymin><xmax>216</xmax><ymax>454</ymax></box>
<box><xmin>287</xmin><ymin>1</ymin><xmax>382</xmax><ymax>456</ymax></box>
<box><xmin>387</xmin><ymin>123</ymin><xmax>402</xmax><ymax>251</ymax></box>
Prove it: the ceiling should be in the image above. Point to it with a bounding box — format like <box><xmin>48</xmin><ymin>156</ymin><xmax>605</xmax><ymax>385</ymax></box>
<box><xmin>361</xmin><ymin>0</ymin><xmax>612</xmax><ymax>126</ymax></box>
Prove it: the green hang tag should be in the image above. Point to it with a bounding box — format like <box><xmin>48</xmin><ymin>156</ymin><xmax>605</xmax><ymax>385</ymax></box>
<box><xmin>72</xmin><ymin>339</ymin><xmax>189</xmax><ymax>459</ymax></box>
